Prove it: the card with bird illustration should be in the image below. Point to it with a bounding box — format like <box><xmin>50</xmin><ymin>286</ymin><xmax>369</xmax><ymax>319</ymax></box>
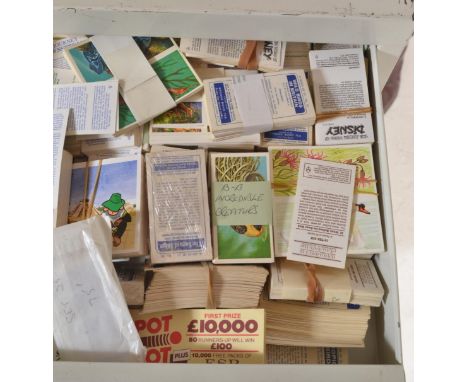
<box><xmin>210</xmin><ymin>152</ymin><xmax>275</xmax><ymax>264</ymax></box>
<box><xmin>269</xmin><ymin>144</ymin><xmax>384</xmax><ymax>257</ymax></box>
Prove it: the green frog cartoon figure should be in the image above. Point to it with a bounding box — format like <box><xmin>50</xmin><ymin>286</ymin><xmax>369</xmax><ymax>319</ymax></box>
<box><xmin>99</xmin><ymin>193</ymin><xmax>132</xmax><ymax>247</ymax></box>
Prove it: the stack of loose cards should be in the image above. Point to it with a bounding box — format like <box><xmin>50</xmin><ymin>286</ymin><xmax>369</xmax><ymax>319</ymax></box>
<box><xmin>149</xmin><ymin>67</ymin><xmax>260</xmax><ymax>147</ymax></box>
<box><xmin>64</xmin><ymin>36</ymin><xmax>203</xmax><ymax>133</ymax></box>
<box><xmin>270</xmin><ymin>258</ymin><xmax>352</xmax><ymax>304</ymax></box>
<box><xmin>260</xmin><ymin>295</ymin><xmax>371</xmax><ymax>348</ymax></box>
<box><xmin>309</xmin><ymin>48</ymin><xmax>374</xmax><ymax>145</ymax></box>
<box><xmin>270</xmin><ymin>258</ymin><xmax>384</xmax><ymax>307</ymax></box>
<box><xmin>142</xmin><ymin>264</ymin><xmax>210</xmax><ymax>313</ymax></box>
<box><xmin>80</xmin><ymin>126</ymin><xmax>142</xmax><ymax>158</ymax></box>
<box><xmin>53</xmin><ymin>109</ymin><xmax>73</xmax><ymax>227</ymax></box>
<box><xmin>283</xmin><ymin>42</ymin><xmax>312</xmax><ymax>71</ymax></box>
<box><xmin>212</xmin><ymin>265</ymin><xmax>269</xmax><ymax>308</ymax></box>
<box><xmin>146</xmin><ymin>149</ymin><xmax>212</xmax><ymax>264</ymax></box>
<box><xmin>180</xmin><ymin>38</ymin><xmax>286</xmax><ymax>72</ymax></box>
<box><xmin>267</xmin><ymin>345</ymin><xmax>348</xmax><ymax>364</ymax></box>
<box><xmin>114</xmin><ymin>260</ymin><xmax>145</xmax><ymax>306</ymax></box>
<box><xmin>347</xmin><ymin>258</ymin><xmax>385</xmax><ymax>307</ymax></box>
<box><xmin>268</xmin><ymin>145</ymin><xmax>385</xmax><ymax>258</ymax></box>
<box><xmin>210</xmin><ymin>152</ymin><xmax>274</xmax><ymax>264</ymax></box>
<box><xmin>204</xmin><ymin>70</ymin><xmax>316</xmax><ymax>139</ymax></box>
<box><xmin>261</xmin><ymin>126</ymin><xmax>313</xmax><ymax>147</ymax></box>
<box><xmin>66</xmin><ymin>155</ymin><xmax>147</xmax><ymax>258</ymax></box>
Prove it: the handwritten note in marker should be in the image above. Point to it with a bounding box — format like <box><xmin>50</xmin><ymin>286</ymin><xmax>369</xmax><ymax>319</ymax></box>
<box><xmin>212</xmin><ymin>181</ymin><xmax>272</xmax><ymax>225</ymax></box>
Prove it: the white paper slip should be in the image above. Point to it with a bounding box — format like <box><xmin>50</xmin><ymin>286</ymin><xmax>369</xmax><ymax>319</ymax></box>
<box><xmin>287</xmin><ymin>158</ymin><xmax>356</xmax><ymax>268</ymax></box>
<box><xmin>232</xmin><ymin>74</ymin><xmax>273</xmax><ymax>133</ymax></box>
<box><xmin>309</xmin><ymin>48</ymin><xmax>370</xmax><ymax>115</ymax></box>
<box><xmin>90</xmin><ymin>36</ymin><xmax>176</xmax><ymax>122</ymax></box>
<box><xmin>53</xmin><ymin>80</ymin><xmax>119</xmax><ymax>136</ymax></box>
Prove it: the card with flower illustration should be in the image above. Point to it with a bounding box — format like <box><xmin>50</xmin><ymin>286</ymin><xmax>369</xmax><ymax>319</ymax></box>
<box><xmin>67</xmin><ymin>155</ymin><xmax>147</xmax><ymax>258</ymax></box>
<box><xmin>269</xmin><ymin>144</ymin><xmax>384</xmax><ymax>257</ymax></box>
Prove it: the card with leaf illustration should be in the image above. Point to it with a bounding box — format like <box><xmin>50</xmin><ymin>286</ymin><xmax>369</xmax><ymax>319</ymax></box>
<box><xmin>268</xmin><ymin>144</ymin><xmax>384</xmax><ymax>257</ymax></box>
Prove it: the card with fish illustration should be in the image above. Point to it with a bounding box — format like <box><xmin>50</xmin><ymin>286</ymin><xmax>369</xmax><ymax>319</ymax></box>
<box><xmin>63</xmin><ymin>37</ymin><xmax>202</xmax><ymax>130</ymax></box>
<box><xmin>210</xmin><ymin>152</ymin><xmax>274</xmax><ymax>264</ymax></box>
<box><xmin>67</xmin><ymin>155</ymin><xmax>147</xmax><ymax>258</ymax></box>
<box><xmin>63</xmin><ymin>39</ymin><xmax>139</xmax><ymax>132</ymax></box>
<box><xmin>268</xmin><ymin>144</ymin><xmax>384</xmax><ymax>257</ymax></box>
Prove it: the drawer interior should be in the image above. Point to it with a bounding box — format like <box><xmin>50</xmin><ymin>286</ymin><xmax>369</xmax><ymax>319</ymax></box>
<box><xmin>53</xmin><ymin>42</ymin><xmax>404</xmax><ymax>379</ymax></box>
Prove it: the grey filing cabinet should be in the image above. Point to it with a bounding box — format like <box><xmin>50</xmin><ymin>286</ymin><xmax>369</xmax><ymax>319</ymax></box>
<box><xmin>53</xmin><ymin>1</ymin><xmax>414</xmax><ymax>381</ymax></box>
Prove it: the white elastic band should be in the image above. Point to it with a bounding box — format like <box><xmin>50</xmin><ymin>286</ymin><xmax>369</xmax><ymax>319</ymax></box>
<box><xmin>231</xmin><ymin>74</ymin><xmax>273</xmax><ymax>134</ymax></box>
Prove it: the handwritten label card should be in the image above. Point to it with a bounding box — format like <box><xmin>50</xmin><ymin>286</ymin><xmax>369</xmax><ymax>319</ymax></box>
<box><xmin>287</xmin><ymin>158</ymin><xmax>356</xmax><ymax>268</ymax></box>
<box><xmin>212</xmin><ymin>181</ymin><xmax>272</xmax><ymax>225</ymax></box>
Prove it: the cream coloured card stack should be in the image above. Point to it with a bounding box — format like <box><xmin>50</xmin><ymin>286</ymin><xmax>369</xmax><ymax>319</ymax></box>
<box><xmin>309</xmin><ymin>48</ymin><xmax>374</xmax><ymax>144</ymax></box>
<box><xmin>269</xmin><ymin>258</ymin><xmax>384</xmax><ymax>307</ymax></box>
<box><xmin>180</xmin><ymin>38</ymin><xmax>286</xmax><ymax>72</ymax></box>
<box><xmin>270</xmin><ymin>258</ymin><xmax>352</xmax><ymax>303</ymax></box>
<box><xmin>204</xmin><ymin>70</ymin><xmax>316</xmax><ymax>139</ymax></box>
<box><xmin>267</xmin><ymin>345</ymin><xmax>348</xmax><ymax>364</ymax></box>
<box><xmin>211</xmin><ymin>264</ymin><xmax>269</xmax><ymax>308</ymax></box>
<box><xmin>142</xmin><ymin>264</ymin><xmax>210</xmax><ymax>313</ymax></box>
<box><xmin>146</xmin><ymin>149</ymin><xmax>212</xmax><ymax>264</ymax></box>
<box><xmin>347</xmin><ymin>258</ymin><xmax>384</xmax><ymax>306</ymax></box>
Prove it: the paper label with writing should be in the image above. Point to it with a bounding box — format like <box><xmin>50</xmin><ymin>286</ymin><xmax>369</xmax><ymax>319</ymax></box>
<box><xmin>287</xmin><ymin>158</ymin><xmax>356</xmax><ymax>268</ymax></box>
<box><xmin>132</xmin><ymin>309</ymin><xmax>265</xmax><ymax>364</ymax></box>
<box><xmin>212</xmin><ymin>181</ymin><xmax>272</xmax><ymax>225</ymax></box>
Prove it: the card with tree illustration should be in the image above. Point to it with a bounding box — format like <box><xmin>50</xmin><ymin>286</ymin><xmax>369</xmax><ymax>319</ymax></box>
<box><xmin>269</xmin><ymin>144</ymin><xmax>384</xmax><ymax>257</ymax></box>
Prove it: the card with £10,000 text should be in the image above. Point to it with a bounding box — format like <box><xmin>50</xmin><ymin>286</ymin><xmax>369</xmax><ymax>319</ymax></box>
<box><xmin>131</xmin><ymin>309</ymin><xmax>265</xmax><ymax>364</ymax></box>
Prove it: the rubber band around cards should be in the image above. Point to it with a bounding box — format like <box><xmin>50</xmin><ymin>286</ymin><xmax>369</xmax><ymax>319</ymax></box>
<box><xmin>304</xmin><ymin>264</ymin><xmax>324</xmax><ymax>303</ymax></box>
<box><xmin>316</xmin><ymin>106</ymin><xmax>373</xmax><ymax>122</ymax></box>
<box><xmin>238</xmin><ymin>40</ymin><xmax>258</xmax><ymax>70</ymax></box>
